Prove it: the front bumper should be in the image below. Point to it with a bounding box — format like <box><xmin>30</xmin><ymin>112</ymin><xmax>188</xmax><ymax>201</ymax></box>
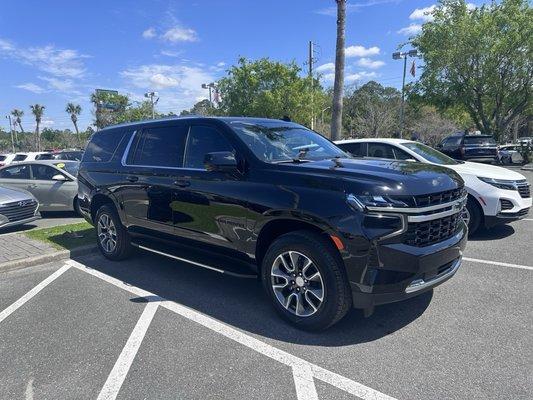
<box><xmin>0</xmin><ymin>213</ymin><xmax>41</xmax><ymax>230</ymax></box>
<box><xmin>343</xmin><ymin>223</ymin><xmax>468</xmax><ymax>309</ymax></box>
<box><xmin>485</xmin><ymin>208</ymin><xmax>530</xmax><ymax>228</ymax></box>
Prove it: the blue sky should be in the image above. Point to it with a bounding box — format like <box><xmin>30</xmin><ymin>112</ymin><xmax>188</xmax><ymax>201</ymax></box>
<box><xmin>0</xmin><ymin>0</ymin><xmax>481</xmax><ymax>131</ymax></box>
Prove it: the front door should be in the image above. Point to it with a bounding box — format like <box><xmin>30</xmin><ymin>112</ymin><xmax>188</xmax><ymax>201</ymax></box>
<box><xmin>29</xmin><ymin>164</ymin><xmax>77</xmax><ymax>210</ymax></box>
<box><xmin>120</xmin><ymin>122</ymin><xmax>188</xmax><ymax>236</ymax></box>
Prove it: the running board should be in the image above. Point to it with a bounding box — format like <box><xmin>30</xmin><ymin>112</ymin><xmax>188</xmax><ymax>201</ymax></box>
<box><xmin>131</xmin><ymin>242</ymin><xmax>258</xmax><ymax>279</ymax></box>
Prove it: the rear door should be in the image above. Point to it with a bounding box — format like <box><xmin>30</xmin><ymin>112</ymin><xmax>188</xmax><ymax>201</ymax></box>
<box><xmin>120</xmin><ymin>122</ymin><xmax>188</xmax><ymax>236</ymax></box>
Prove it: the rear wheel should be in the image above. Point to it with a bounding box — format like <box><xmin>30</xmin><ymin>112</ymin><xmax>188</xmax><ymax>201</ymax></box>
<box><xmin>73</xmin><ymin>197</ymin><xmax>82</xmax><ymax>216</ymax></box>
<box><xmin>261</xmin><ymin>231</ymin><xmax>352</xmax><ymax>331</ymax></box>
<box><xmin>95</xmin><ymin>205</ymin><xmax>132</xmax><ymax>260</ymax></box>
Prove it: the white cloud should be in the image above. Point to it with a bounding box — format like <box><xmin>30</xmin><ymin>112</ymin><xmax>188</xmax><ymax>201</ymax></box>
<box><xmin>0</xmin><ymin>38</ymin><xmax>88</xmax><ymax>78</ymax></box>
<box><xmin>346</xmin><ymin>71</ymin><xmax>377</xmax><ymax>83</ymax></box>
<box><xmin>16</xmin><ymin>82</ymin><xmax>46</xmax><ymax>93</ymax></box>
<box><xmin>38</xmin><ymin>76</ymin><xmax>80</xmax><ymax>94</ymax></box>
<box><xmin>397</xmin><ymin>24</ymin><xmax>423</xmax><ymax>36</ymax></box>
<box><xmin>356</xmin><ymin>58</ymin><xmax>385</xmax><ymax>69</ymax></box>
<box><xmin>160</xmin><ymin>49</ymin><xmax>182</xmax><ymax>57</ymax></box>
<box><xmin>345</xmin><ymin>45</ymin><xmax>380</xmax><ymax>58</ymax></box>
<box><xmin>409</xmin><ymin>5</ymin><xmax>436</xmax><ymax>22</ymax></box>
<box><xmin>120</xmin><ymin>64</ymin><xmax>216</xmax><ymax>112</ymax></box>
<box><xmin>216</xmin><ymin>62</ymin><xmax>226</xmax><ymax>67</ymax></box>
<box><xmin>316</xmin><ymin>62</ymin><xmax>335</xmax><ymax>73</ymax></box>
<box><xmin>142</xmin><ymin>27</ymin><xmax>157</xmax><ymax>39</ymax></box>
<box><xmin>162</xmin><ymin>26</ymin><xmax>198</xmax><ymax>42</ymax></box>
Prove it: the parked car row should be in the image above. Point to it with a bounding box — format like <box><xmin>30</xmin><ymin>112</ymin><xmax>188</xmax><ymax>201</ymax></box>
<box><xmin>0</xmin><ymin>149</ymin><xmax>84</xmax><ymax>167</ymax></box>
<box><xmin>336</xmin><ymin>138</ymin><xmax>532</xmax><ymax>234</ymax></box>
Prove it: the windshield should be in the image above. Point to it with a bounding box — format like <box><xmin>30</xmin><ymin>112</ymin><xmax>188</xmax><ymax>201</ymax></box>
<box><xmin>230</xmin><ymin>121</ymin><xmax>348</xmax><ymax>163</ymax></box>
<box><xmin>13</xmin><ymin>154</ymin><xmax>27</xmax><ymax>161</ymax></box>
<box><xmin>463</xmin><ymin>136</ymin><xmax>496</xmax><ymax>146</ymax></box>
<box><xmin>403</xmin><ymin>142</ymin><xmax>459</xmax><ymax>165</ymax></box>
<box><xmin>54</xmin><ymin>161</ymin><xmax>79</xmax><ymax>177</ymax></box>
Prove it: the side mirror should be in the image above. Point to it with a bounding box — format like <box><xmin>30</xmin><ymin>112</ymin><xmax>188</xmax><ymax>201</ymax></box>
<box><xmin>52</xmin><ymin>174</ymin><xmax>67</xmax><ymax>181</ymax></box>
<box><xmin>204</xmin><ymin>152</ymin><xmax>238</xmax><ymax>172</ymax></box>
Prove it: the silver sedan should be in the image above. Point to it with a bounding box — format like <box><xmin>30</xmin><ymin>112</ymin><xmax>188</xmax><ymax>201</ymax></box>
<box><xmin>0</xmin><ymin>185</ymin><xmax>40</xmax><ymax>229</ymax></box>
<box><xmin>0</xmin><ymin>160</ymin><xmax>80</xmax><ymax>214</ymax></box>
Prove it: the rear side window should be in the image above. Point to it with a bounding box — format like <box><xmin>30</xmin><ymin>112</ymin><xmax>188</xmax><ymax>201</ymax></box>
<box><xmin>367</xmin><ymin>143</ymin><xmax>395</xmax><ymax>159</ymax></box>
<box><xmin>0</xmin><ymin>164</ymin><xmax>30</xmax><ymax>179</ymax></box>
<box><xmin>84</xmin><ymin>128</ymin><xmax>127</xmax><ymax>162</ymax></box>
<box><xmin>13</xmin><ymin>154</ymin><xmax>27</xmax><ymax>161</ymax></box>
<box><xmin>339</xmin><ymin>142</ymin><xmax>366</xmax><ymax>157</ymax></box>
<box><xmin>184</xmin><ymin>126</ymin><xmax>233</xmax><ymax>169</ymax></box>
<box><xmin>131</xmin><ymin>125</ymin><xmax>188</xmax><ymax>167</ymax></box>
<box><xmin>463</xmin><ymin>136</ymin><xmax>496</xmax><ymax>146</ymax></box>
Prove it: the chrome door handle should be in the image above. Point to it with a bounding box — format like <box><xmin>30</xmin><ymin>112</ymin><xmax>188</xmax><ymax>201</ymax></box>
<box><xmin>173</xmin><ymin>180</ymin><xmax>190</xmax><ymax>188</ymax></box>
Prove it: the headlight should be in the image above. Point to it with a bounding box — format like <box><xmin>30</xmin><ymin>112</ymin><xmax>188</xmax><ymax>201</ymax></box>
<box><xmin>477</xmin><ymin>177</ymin><xmax>516</xmax><ymax>190</ymax></box>
<box><xmin>346</xmin><ymin>194</ymin><xmax>409</xmax><ymax>211</ymax></box>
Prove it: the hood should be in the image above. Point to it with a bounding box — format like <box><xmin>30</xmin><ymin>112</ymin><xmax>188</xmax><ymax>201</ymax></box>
<box><xmin>0</xmin><ymin>185</ymin><xmax>36</xmax><ymax>203</ymax></box>
<box><xmin>445</xmin><ymin>161</ymin><xmax>526</xmax><ymax>181</ymax></box>
<box><xmin>286</xmin><ymin>158</ymin><xmax>464</xmax><ymax>196</ymax></box>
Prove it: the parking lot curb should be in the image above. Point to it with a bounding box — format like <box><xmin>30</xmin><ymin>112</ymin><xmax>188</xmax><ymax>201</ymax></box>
<box><xmin>0</xmin><ymin>245</ymin><xmax>97</xmax><ymax>273</ymax></box>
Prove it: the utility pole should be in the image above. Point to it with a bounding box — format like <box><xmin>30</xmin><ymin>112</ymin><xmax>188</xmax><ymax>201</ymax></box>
<box><xmin>308</xmin><ymin>41</ymin><xmax>316</xmax><ymax>130</ymax></box>
<box><xmin>6</xmin><ymin>115</ymin><xmax>15</xmax><ymax>152</ymax></box>
<box><xmin>144</xmin><ymin>91</ymin><xmax>159</xmax><ymax>119</ymax></box>
<box><xmin>201</xmin><ymin>83</ymin><xmax>217</xmax><ymax>106</ymax></box>
<box><xmin>392</xmin><ymin>50</ymin><xmax>418</xmax><ymax>138</ymax></box>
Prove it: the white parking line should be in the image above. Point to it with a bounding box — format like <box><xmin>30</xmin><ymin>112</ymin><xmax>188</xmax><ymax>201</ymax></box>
<box><xmin>97</xmin><ymin>301</ymin><xmax>160</xmax><ymax>400</ymax></box>
<box><xmin>463</xmin><ymin>257</ymin><xmax>533</xmax><ymax>271</ymax></box>
<box><xmin>67</xmin><ymin>259</ymin><xmax>396</xmax><ymax>400</ymax></box>
<box><xmin>293</xmin><ymin>364</ymin><xmax>319</xmax><ymax>400</ymax></box>
<box><xmin>522</xmin><ymin>218</ymin><xmax>533</xmax><ymax>221</ymax></box>
<box><xmin>0</xmin><ymin>265</ymin><xmax>70</xmax><ymax>325</ymax></box>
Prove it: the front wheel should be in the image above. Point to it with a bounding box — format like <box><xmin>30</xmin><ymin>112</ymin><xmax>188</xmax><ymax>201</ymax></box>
<box><xmin>261</xmin><ymin>231</ymin><xmax>352</xmax><ymax>331</ymax></box>
<box><xmin>464</xmin><ymin>197</ymin><xmax>482</xmax><ymax>235</ymax></box>
<box><xmin>95</xmin><ymin>205</ymin><xmax>132</xmax><ymax>260</ymax></box>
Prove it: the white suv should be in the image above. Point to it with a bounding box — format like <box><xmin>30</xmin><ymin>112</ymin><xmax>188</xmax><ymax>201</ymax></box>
<box><xmin>336</xmin><ymin>138</ymin><xmax>531</xmax><ymax>234</ymax></box>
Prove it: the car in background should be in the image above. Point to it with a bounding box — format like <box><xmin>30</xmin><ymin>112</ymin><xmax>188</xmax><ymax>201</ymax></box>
<box><xmin>437</xmin><ymin>133</ymin><xmax>499</xmax><ymax>163</ymax></box>
<box><xmin>0</xmin><ymin>160</ymin><xmax>81</xmax><ymax>214</ymax></box>
<box><xmin>336</xmin><ymin>138</ymin><xmax>531</xmax><ymax>234</ymax></box>
<box><xmin>0</xmin><ymin>185</ymin><xmax>40</xmax><ymax>230</ymax></box>
<box><xmin>498</xmin><ymin>144</ymin><xmax>524</xmax><ymax>165</ymax></box>
<box><xmin>11</xmin><ymin>152</ymin><xmax>51</xmax><ymax>163</ymax></box>
<box><xmin>37</xmin><ymin>150</ymin><xmax>84</xmax><ymax>161</ymax></box>
<box><xmin>0</xmin><ymin>153</ymin><xmax>17</xmax><ymax>167</ymax></box>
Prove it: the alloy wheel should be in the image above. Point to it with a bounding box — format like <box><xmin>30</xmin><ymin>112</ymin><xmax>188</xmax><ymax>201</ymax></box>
<box><xmin>461</xmin><ymin>206</ymin><xmax>471</xmax><ymax>229</ymax></box>
<box><xmin>97</xmin><ymin>213</ymin><xmax>117</xmax><ymax>253</ymax></box>
<box><xmin>270</xmin><ymin>251</ymin><xmax>324</xmax><ymax>317</ymax></box>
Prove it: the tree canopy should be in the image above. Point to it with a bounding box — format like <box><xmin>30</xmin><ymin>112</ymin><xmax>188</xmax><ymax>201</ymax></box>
<box><xmin>412</xmin><ymin>0</ymin><xmax>532</xmax><ymax>141</ymax></box>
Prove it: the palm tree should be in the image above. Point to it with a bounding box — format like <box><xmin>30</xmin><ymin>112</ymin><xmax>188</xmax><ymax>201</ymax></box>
<box><xmin>10</xmin><ymin>109</ymin><xmax>23</xmax><ymax>143</ymax></box>
<box><xmin>30</xmin><ymin>104</ymin><xmax>45</xmax><ymax>151</ymax></box>
<box><xmin>66</xmin><ymin>103</ymin><xmax>82</xmax><ymax>145</ymax></box>
<box><xmin>331</xmin><ymin>0</ymin><xmax>346</xmax><ymax>141</ymax></box>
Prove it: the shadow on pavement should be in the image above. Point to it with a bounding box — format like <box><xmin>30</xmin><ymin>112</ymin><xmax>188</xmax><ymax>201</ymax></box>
<box><xmin>469</xmin><ymin>224</ymin><xmax>515</xmax><ymax>241</ymax></box>
<box><xmin>73</xmin><ymin>250</ymin><xmax>432</xmax><ymax>347</ymax></box>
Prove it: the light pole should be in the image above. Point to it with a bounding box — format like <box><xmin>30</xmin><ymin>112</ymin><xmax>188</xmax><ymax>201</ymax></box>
<box><xmin>392</xmin><ymin>49</ymin><xmax>418</xmax><ymax>138</ymax></box>
<box><xmin>321</xmin><ymin>106</ymin><xmax>331</xmax><ymax>125</ymax></box>
<box><xmin>201</xmin><ymin>83</ymin><xmax>217</xmax><ymax>106</ymax></box>
<box><xmin>144</xmin><ymin>91</ymin><xmax>159</xmax><ymax>119</ymax></box>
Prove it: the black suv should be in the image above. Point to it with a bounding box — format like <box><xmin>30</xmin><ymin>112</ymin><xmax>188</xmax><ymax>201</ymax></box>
<box><xmin>78</xmin><ymin>117</ymin><xmax>467</xmax><ymax>330</ymax></box>
<box><xmin>438</xmin><ymin>133</ymin><xmax>498</xmax><ymax>162</ymax></box>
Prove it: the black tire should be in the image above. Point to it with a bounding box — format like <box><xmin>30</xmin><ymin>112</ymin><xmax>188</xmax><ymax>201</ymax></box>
<box><xmin>73</xmin><ymin>197</ymin><xmax>82</xmax><ymax>217</ymax></box>
<box><xmin>95</xmin><ymin>204</ymin><xmax>132</xmax><ymax>260</ymax></box>
<box><xmin>261</xmin><ymin>230</ymin><xmax>352</xmax><ymax>331</ymax></box>
<box><xmin>466</xmin><ymin>197</ymin><xmax>482</xmax><ymax>235</ymax></box>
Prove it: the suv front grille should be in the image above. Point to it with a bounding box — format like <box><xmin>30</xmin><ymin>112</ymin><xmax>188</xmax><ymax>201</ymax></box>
<box><xmin>412</xmin><ymin>188</ymin><xmax>465</xmax><ymax>208</ymax></box>
<box><xmin>0</xmin><ymin>200</ymin><xmax>38</xmax><ymax>222</ymax></box>
<box><xmin>405</xmin><ymin>212</ymin><xmax>462</xmax><ymax>247</ymax></box>
<box><xmin>517</xmin><ymin>183</ymin><xmax>530</xmax><ymax>198</ymax></box>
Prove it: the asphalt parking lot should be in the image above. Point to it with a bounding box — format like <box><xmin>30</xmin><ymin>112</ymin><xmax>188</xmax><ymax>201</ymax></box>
<box><xmin>0</xmin><ymin>167</ymin><xmax>531</xmax><ymax>400</ymax></box>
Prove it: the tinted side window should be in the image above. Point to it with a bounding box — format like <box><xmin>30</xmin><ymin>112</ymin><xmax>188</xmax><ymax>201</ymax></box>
<box><xmin>132</xmin><ymin>125</ymin><xmax>188</xmax><ymax>167</ymax></box>
<box><xmin>0</xmin><ymin>164</ymin><xmax>30</xmax><ymax>179</ymax></box>
<box><xmin>83</xmin><ymin>128</ymin><xmax>127</xmax><ymax>162</ymax></box>
<box><xmin>367</xmin><ymin>143</ymin><xmax>395</xmax><ymax>159</ymax></box>
<box><xmin>184</xmin><ymin>126</ymin><xmax>234</xmax><ymax>169</ymax></box>
<box><xmin>393</xmin><ymin>148</ymin><xmax>413</xmax><ymax>160</ymax></box>
<box><xmin>340</xmin><ymin>142</ymin><xmax>366</xmax><ymax>157</ymax></box>
<box><xmin>31</xmin><ymin>165</ymin><xmax>61</xmax><ymax>180</ymax></box>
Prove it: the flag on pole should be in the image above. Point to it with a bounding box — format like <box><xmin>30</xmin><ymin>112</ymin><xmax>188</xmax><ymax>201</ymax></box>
<box><xmin>410</xmin><ymin>60</ymin><xmax>416</xmax><ymax>77</ymax></box>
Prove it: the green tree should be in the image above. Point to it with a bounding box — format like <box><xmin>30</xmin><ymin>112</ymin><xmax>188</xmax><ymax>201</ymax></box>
<box><xmin>90</xmin><ymin>91</ymin><xmax>128</xmax><ymax>129</ymax></box>
<box><xmin>412</xmin><ymin>0</ymin><xmax>532</xmax><ymax>141</ymax></box>
<box><xmin>10</xmin><ymin>109</ymin><xmax>24</xmax><ymax>133</ymax></box>
<box><xmin>180</xmin><ymin>99</ymin><xmax>217</xmax><ymax>116</ymax></box>
<box><xmin>30</xmin><ymin>104</ymin><xmax>45</xmax><ymax>151</ymax></box>
<box><xmin>217</xmin><ymin>57</ymin><xmax>327</xmax><ymax>127</ymax></box>
<box><xmin>65</xmin><ymin>103</ymin><xmax>82</xmax><ymax>145</ymax></box>
<box><xmin>116</xmin><ymin>101</ymin><xmax>155</xmax><ymax>123</ymax></box>
<box><xmin>331</xmin><ymin>0</ymin><xmax>346</xmax><ymax>140</ymax></box>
